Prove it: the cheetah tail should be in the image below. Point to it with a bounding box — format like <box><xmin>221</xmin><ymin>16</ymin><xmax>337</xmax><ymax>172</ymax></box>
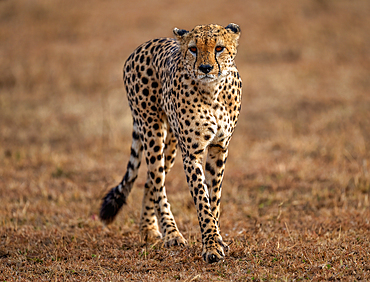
<box><xmin>99</xmin><ymin>128</ymin><xmax>143</xmax><ymax>225</ymax></box>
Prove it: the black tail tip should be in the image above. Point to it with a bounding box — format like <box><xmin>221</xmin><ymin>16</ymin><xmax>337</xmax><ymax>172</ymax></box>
<box><xmin>99</xmin><ymin>188</ymin><xmax>126</xmax><ymax>225</ymax></box>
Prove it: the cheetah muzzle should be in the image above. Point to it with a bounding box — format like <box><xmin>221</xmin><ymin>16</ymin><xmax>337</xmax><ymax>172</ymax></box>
<box><xmin>100</xmin><ymin>23</ymin><xmax>242</xmax><ymax>263</ymax></box>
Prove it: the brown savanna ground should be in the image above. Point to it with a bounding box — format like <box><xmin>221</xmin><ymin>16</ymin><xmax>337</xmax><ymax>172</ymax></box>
<box><xmin>1</xmin><ymin>0</ymin><xmax>370</xmax><ymax>281</ymax></box>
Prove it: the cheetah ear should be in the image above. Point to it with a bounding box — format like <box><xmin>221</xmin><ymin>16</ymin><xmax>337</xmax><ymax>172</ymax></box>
<box><xmin>225</xmin><ymin>23</ymin><xmax>240</xmax><ymax>34</ymax></box>
<box><xmin>173</xmin><ymin>28</ymin><xmax>189</xmax><ymax>40</ymax></box>
<box><xmin>225</xmin><ymin>23</ymin><xmax>241</xmax><ymax>41</ymax></box>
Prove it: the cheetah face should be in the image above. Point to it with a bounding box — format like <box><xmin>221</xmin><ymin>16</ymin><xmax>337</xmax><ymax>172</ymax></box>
<box><xmin>174</xmin><ymin>23</ymin><xmax>240</xmax><ymax>83</ymax></box>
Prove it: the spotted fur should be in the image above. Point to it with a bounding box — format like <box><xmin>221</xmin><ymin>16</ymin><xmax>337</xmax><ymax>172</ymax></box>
<box><xmin>100</xmin><ymin>23</ymin><xmax>242</xmax><ymax>263</ymax></box>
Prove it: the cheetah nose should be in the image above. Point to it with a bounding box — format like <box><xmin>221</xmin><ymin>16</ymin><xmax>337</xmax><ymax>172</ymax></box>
<box><xmin>199</xmin><ymin>64</ymin><xmax>213</xmax><ymax>74</ymax></box>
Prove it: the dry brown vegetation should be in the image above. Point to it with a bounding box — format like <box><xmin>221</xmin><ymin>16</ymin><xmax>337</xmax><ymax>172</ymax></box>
<box><xmin>1</xmin><ymin>0</ymin><xmax>370</xmax><ymax>281</ymax></box>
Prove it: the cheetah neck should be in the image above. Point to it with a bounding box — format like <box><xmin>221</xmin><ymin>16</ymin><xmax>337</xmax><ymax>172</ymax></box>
<box><xmin>197</xmin><ymin>75</ymin><xmax>226</xmax><ymax>101</ymax></box>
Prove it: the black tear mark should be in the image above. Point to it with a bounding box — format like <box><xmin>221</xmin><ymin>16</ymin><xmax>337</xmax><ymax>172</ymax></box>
<box><xmin>215</xmin><ymin>51</ymin><xmax>222</xmax><ymax>76</ymax></box>
<box><xmin>192</xmin><ymin>38</ymin><xmax>198</xmax><ymax>79</ymax></box>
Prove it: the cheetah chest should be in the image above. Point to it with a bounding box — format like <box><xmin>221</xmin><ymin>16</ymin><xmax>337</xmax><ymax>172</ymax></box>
<box><xmin>208</xmin><ymin>102</ymin><xmax>236</xmax><ymax>143</ymax></box>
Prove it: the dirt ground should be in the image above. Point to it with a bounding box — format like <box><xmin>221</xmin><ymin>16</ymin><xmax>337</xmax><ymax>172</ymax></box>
<box><xmin>1</xmin><ymin>0</ymin><xmax>370</xmax><ymax>281</ymax></box>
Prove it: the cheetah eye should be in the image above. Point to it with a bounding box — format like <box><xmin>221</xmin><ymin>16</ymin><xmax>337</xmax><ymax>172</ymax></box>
<box><xmin>189</xmin><ymin>46</ymin><xmax>197</xmax><ymax>54</ymax></box>
<box><xmin>215</xmin><ymin>46</ymin><xmax>225</xmax><ymax>53</ymax></box>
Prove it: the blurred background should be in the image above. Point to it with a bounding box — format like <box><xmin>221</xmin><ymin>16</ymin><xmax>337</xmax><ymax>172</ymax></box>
<box><xmin>1</xmin><ymin>0</ymin><xmax>370</xmax><ymax>242</ymax></box>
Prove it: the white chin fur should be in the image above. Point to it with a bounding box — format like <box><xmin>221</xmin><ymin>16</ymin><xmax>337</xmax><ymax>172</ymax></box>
<box><xmin>198</xmin><ymin>75</ymin><xmax>217</xmax><ymax>82</ymax></box>
<box><xmin>197</xmin><ymin>70</ymin><xmax>230</xmax><ymax>82</ymax></box>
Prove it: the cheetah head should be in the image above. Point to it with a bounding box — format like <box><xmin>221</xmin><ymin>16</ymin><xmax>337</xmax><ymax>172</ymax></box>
<box><xmin>173</xmin><ymin>23</ymin><xmax>240</xmax><ymax>84</ymax></box>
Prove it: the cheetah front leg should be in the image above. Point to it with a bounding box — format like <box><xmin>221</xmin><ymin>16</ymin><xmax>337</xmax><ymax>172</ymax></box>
<box><xmin>205</xmin><ymin>143</ymin><xmax>229</xmax><ymax>227</ymax></box>
<box><xmin>182</xmin><ymin>153</ymin><xmax>227</xmax><ymax>263</ymax></box>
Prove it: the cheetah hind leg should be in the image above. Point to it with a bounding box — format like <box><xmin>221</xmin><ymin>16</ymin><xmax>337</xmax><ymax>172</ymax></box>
<box><xmin>141</xmin><ymin>126</ymin><xmax>187</xmax><ymax>247</ymax></box>
<box><xmin>100</xmin><ymin>126</ymin><xmax>143</xmax><ymax>225</ymax></box>
<box><xmin>139</xmin><ymin>127</ymin><xmax>187</xmax><ymax>246</ymax></box>
<box><xmin>139</xmin><ymin>176</ymin><xmax>162</xmax><ymax>243</ymax></box>
<box><xmin>161</xmin><ymin>129</ymin><xmax>187</xmax><ymax>247</ymax></box>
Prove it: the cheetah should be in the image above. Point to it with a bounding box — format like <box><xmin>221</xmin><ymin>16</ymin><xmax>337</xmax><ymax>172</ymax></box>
<box><xmin>100</xmin><ymin>23</ymin><xmax>242</xmax><ymax>263</ymax></box>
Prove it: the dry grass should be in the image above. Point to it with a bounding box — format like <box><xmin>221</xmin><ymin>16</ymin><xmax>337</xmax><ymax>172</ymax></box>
<box><xmin>1</xmin><ymin>0</ymin><xmax>370</xmax><ymax>280</ymax></box>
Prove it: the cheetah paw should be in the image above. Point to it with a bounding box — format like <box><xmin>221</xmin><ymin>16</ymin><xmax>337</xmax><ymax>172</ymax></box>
<box><xmin>140</xmin><ymin>228</ymin><xmax>162</xmax><ymax>243</ymax></box>
<box><xmin>202</xmin><ymin>238</ymin><xmax>228</xmax><ymax>263</ymax></box>
<box><xmin>163</xmin><ymin>231</ymin><xmax>188</xmax><ymax>247</ymax></box>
